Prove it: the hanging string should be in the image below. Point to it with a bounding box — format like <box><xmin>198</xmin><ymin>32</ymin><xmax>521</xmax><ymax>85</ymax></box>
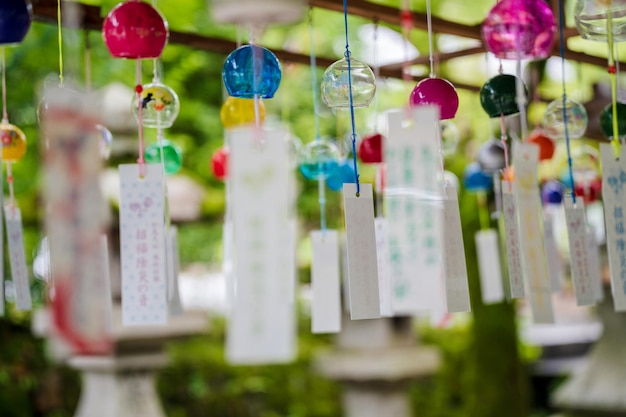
<box><xmin>617</xmin><ymin>45</ymin><xmax>625</xmax><ymax>145</ymax></box>
<box><xmin>151</xmin><ymin>0</ymin><xmax>161</xmax><ymax>83</ymax></box>
<box><xmin>617</xmin><ymin>43</ymin><xmax>622</xmax><ymax>97</ymax></box>
<box><xmin>308</xmin><ymin>10</ymin><xmax>327</xmax><ymax>232</ymax></box>
<box><xmin>477</xmin><ymin>191</ymin><xmax>490</xmax><ymax>230</ymax></box>
<box><xmin>426</xmin><ymin>0</ymin><xmax>435</xmax><ymax>78</ymax></box>
<box><xmin>400</xmin><ymin>1</ymin><xmax>415</xmax><ymax>123</ymax></box>
<box><xmin>372</xmin><ymin>21</ymin><xmax>381</xmax><ymax>132</ymax></box>
<box><xmin>500</xmin><ymin>114</ymin><xmax>511</xmax><ymax>190</ymax></box>
<box><xmin>373</xmin><ymin>21</ymin><xmax>384</xmax><ymax>215</ymax></box>
<box><xmin>151</xmin><ymin>0</ymin><xmax>170</xmax><ymax>231</ymax></box>
<box><xmin>1</xmin><ymin>48</ymin><xmax>7</xmax><ymax>123</ymax></box>
<box><xmin>236</xmin><ymin>25</ymin><xmax>242</xmax><ymax>48</ymax></box>
<box><xmin>488</xmin><ymin>53</ymin><xmax>511</xmax><ymax>191</ymax></box>
<box><xmin>6</xmin><ymin>163</ymin><xmax>14</xmax><ymax>211</ymax></box>
<box><xmin>607</xmin><ymin>8</ymin><xmax>621</xmax><ymax>157</ymax></box>
<box><xmin>248</xmin><ymin>29</ymin><xmax>263</xmax><ymax>133</ymax></box>
<box><xmin>57</xmin><ymin>0</ymin><xmax>64</xmax><ymax>84</ymax></box>
<box><xmin>135</xmin><ymin>60</ymin><xmax>146</xmax><ymax>178</ymax></box>
<box><xmin>1</xmin><ymin>47</ymin><xmax>11</xmax><ymax>213</ymax></box>
<box><xmin>152</xmin><ymin>59</ymin><xmax>160</xmax><ymax>83</ymax></box>
<box><xmin>558</xmin><ymin>0</ymin><xmax>576</xmax><ymax>203</ymax></box>
<box><xmin>342</xmin><ymin>0</ymin><xmax>361</xmax><ymax>196</ymax></box>
<box><xmin>400</xmin><ymin>0</ymin><xmax>412</xmax><ymax>83</ymax></box>
<box><xmin>515</xmin><ymin>58</ymin><xmax>528</xmax><ymax>140</ymax></box>
<box><xmin>424</xmin><ymin>0</ymin><xmax>447</xmax><ymax>178</ymax></box>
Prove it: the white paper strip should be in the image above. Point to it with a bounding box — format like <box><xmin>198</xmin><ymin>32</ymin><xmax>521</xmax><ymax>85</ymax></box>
<box><xmin>119</xmin><ymin>164</ymin><xmax>167</xmax><ymax>326</ymax></box>
<box><xmin>475</xmin><ymin>229</ymin><xmax>504</xmax><ymax>304</ymax></box>
<box><xmin>374</xmin><ymin>217</ymin><xmax>393</xmax><ymax>317</ymax></box>
<box><xmin>101</xmin><ymin>235</ymin><xmax>113</xmax><ymax>330</ymax></box>
<box><xmin>443</xmin><ymin>184</ymin><xmax>471</xmax><ymax>312</ymax></box>
<box><xmin>341</xmin><ymin>232</ymin><xmax>351</xmax><ymax>313</ymax></box>
<box><xmin>5</xmin><ymin>207</ymin><xmax>31</xmax><ymax>311</ymax></box>
<box><xmin>343</xmin><ymin>183</ymin><xmax>381</xmax><ymax>320</ymax></box>
<box><xmin>502</xmin><ymin>181</ymin><xmax>524</xmax><ymax>298</ymax></box>
<box><xmin>600</xmin><ymin>144</ymin><xmax>626</xmax><ymax>311</ymax></box>
<box><xmin>543</xmin><ymin>214</ymin><xmax>563</xmax><ymax>293</ymax></box>
<box><xmin>385</xmin><ymin>107</ymin><xmax>444</xmax><ymax>314</ymax></box>
<box><xmin>227</xmin><ymin>127</ymin><xmax>295</xmax><ymax>364</ymax></box>
<box><xmin>586</xmin><ymin>226</ymin><xmax>604</xmax><ymax>303</ymax></box>
<box><xmin>166</xmin><ymin>228</ymin><xmax>174</xmax><ymax>302</ymax></box>
<box><xmin>311</xmin><ymin>230</ymin><xmax>341</xmax><ymax>333</ymax></box>
<box><xmin>167</xmin><ymin>227</ymin><xmax>184</xmax><ymax>316</ymax></box>
<box><xmin>564</xmin><ymin>196</ymin><xmax>595</xmax><ymax>306</ymax></box>
<box><xmin>287</xmin><ymin>219</ymin><xmax>297</xmax><ymax>303</ymax></box>
<box><xmin>513</xmin><ymin>143</ymin><xmax>554</xmax><ymax>323</ymax></box>
<box><xmin>222</xmin><ymin>220</ymin><xmax>235</xmax><ymax>308</ymax></box>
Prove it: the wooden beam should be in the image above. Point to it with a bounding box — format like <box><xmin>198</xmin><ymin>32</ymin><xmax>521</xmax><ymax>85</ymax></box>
<box><xmin>28</xmin><ymin>0</ymin><xmax>616</xmax><ymax>96</ymax></box>
<box><xmin>380</xmin><ymin>45</ymin><xmax>486</xmax><ymax>71</ymax></box>
<box><xmin>310</xmin><ymin>0</ymin><xmax>626</xmax><ymax>68</ymax></box>
<box><xmin>308</xmin><ymin>0</ymin><xmax>483</xmax><ymax>40</ymax></box>
<box><xmin>32</xmin><ymin>0</ymin><xmax>102</xmax><ymax>30</ymax></box>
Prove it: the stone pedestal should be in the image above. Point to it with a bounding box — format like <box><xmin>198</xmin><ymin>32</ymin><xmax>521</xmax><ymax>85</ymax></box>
<box><xmin>552</xmin><ymin>288</ymin><xmax>626</xmax><ymax>416</ymax></box>
<box><xmin>315</xmin><ymin>315</ymin><xmax>440</xmax><ymax>417</ymax></box>
<box><xmin>35</xmin><ymin>307</ymin><xmax>208</xmax><ymax>417</ymax></box>
<box><xmin>71</xmin><ymin>354</ymin><xmax>167</xmax><ymax>417</ymax></box>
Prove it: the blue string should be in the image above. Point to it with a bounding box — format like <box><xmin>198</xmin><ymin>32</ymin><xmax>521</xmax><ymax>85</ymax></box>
<box><xmin>343</xmin><ymin>0</ymin><xmax>361</xmax><ymax>196</ymax></box>
<box><xmin>558</xmin><ymin>0</ymin><xmax>576</xmax><ymax>204</ymax></box>
<box><xmin>309</xmin><ymin>10</ymin><xmax>327</xmax><ymax>232</ymax></box>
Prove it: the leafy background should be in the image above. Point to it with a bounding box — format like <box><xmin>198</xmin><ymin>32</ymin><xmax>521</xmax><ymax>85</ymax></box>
<box><xmin>0</xmin><ymin>0</ymin><xmax>611</xmax><ymax>415</ymax></box>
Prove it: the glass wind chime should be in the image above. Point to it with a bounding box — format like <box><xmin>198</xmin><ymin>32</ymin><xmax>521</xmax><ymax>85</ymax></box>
<box><xmin>477</xmin><ymin>0</ymin><xmax>561</xmax><ymax>318</ymax></box>
<box><xmin>212</xmin><ymin>34</ymin><xmax>280</xmax><ymax>180</ymax></box>
<box><xmin>103</xmin><ymin>0</ymin><xmax>173</xmax><ymax>326</ymax></box>
<box><xmin>408</xmin><ymin>0</ymin><xmax>459</xmax><ymax>121</ymax></box>
<box><xmin>302</xmin><ymin>10</ymin><xmax>342</xmax><ymax>334</ymax></box>
<box><xmin>315</xmin><ymin>0</ymin><xmax>380</xmax><ymax>323</ymax></box>
<box><xmin>0</xmin><ymin>0</ymin><xmax>32</xmax><ymax>314</ymax></box>
<box><xmin>574</xmin><ymin>0</ymin><xmax>626</xmax><ymax>312</ymax></box>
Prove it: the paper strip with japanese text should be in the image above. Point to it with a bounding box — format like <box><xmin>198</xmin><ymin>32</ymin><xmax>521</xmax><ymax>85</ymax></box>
<box><xmin>443</xmin><ymin>184</ymin><xmax>470</xmax><ymax>312</ymax></box>
<box><xmin>512</xmin><ymin>143</ymin><xmax>554</xmax><ymax>323</ymax></box>
<box><xmin>311</xmin><ymin>230</ymin><xmax>341</xmax><ymax>333</ymax></box>
<box><xmin>385</xmin><ymin>107</ymin><xmax>444</xmax><ymax>314</ymax></box>
<box><xmin>343</xmin><ymin>183</ymin><xmax>381</xmax><ymax>320</ymax></box>
<box><xmin>600</xmin><ymin>144</ymin><xmax>626</xmax><ymax>310</ymax></box>
<box><xmin>227</xmin><ymin>127</ymin><xmax>295</xmax><ymax>364</ymax></box>
<box><xmin>119</xmin><ymin>164</ymin><xmax>167</xmax><ymax>326</ymax></box>
<box><xmin>564</xmin><ymin>196</ymin><xmax>595</xmax><ymax>306</ymax></box>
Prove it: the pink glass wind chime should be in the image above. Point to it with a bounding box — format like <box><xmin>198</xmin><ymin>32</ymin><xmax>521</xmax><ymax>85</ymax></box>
<box><xmin>103</xmin><ymin>0</ymin><xmax>175</xmax><ymax>327</ymax></box>
<box><xmin>480</xmin><ymin>0</ymin><xmax>559</xmax><ymax>315</ymax></box>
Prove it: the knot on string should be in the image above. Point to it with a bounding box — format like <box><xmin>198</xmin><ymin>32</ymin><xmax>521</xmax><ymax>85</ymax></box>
<box><xmin>608</xmin><ymin>65</ymin><xmax>617</xmax><ymax>74</ymax></box>
<box><xmin>400</xmin><ymin>10</ymin><xmax>413</xmax><ymax>30</ymax></box>
<box><xmin>344</xmin><ymin>50</ymin><xmax>351</xmax><ymax>59</ymax></box>
<box><xmin>135</xmin><ymin>84</ymin><xmax>143</xmax><ymax>94</ymax></box>
<box><xmin>137</xmin><ymin>158</ymin><xmax>147</xmax><ymax>178</ymax></box>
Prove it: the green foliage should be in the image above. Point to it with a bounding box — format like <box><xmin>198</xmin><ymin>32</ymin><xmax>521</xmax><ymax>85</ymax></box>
<box><xmin>410</xmin><ymin>322</ymin><xmax>474</xmax><ymax>417</ymax></box>
<box><xmin>157</xmin><ymin>315</ymin><xmax>341</xmax><ymax>417</ymax></box>
<box><xmin>0</xmin><ymin>316</ymin><xmax>79</xmax><ymax>417</ymax></box>
<box><xmin>0</xmin><ymin>1</ymin><xmax>555</xmax><ymax>416</ymax></box>
<box><xmin>177</xmin><ymin>221</ymin><xmax>223</xmax><ymax>265</ymax></box>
